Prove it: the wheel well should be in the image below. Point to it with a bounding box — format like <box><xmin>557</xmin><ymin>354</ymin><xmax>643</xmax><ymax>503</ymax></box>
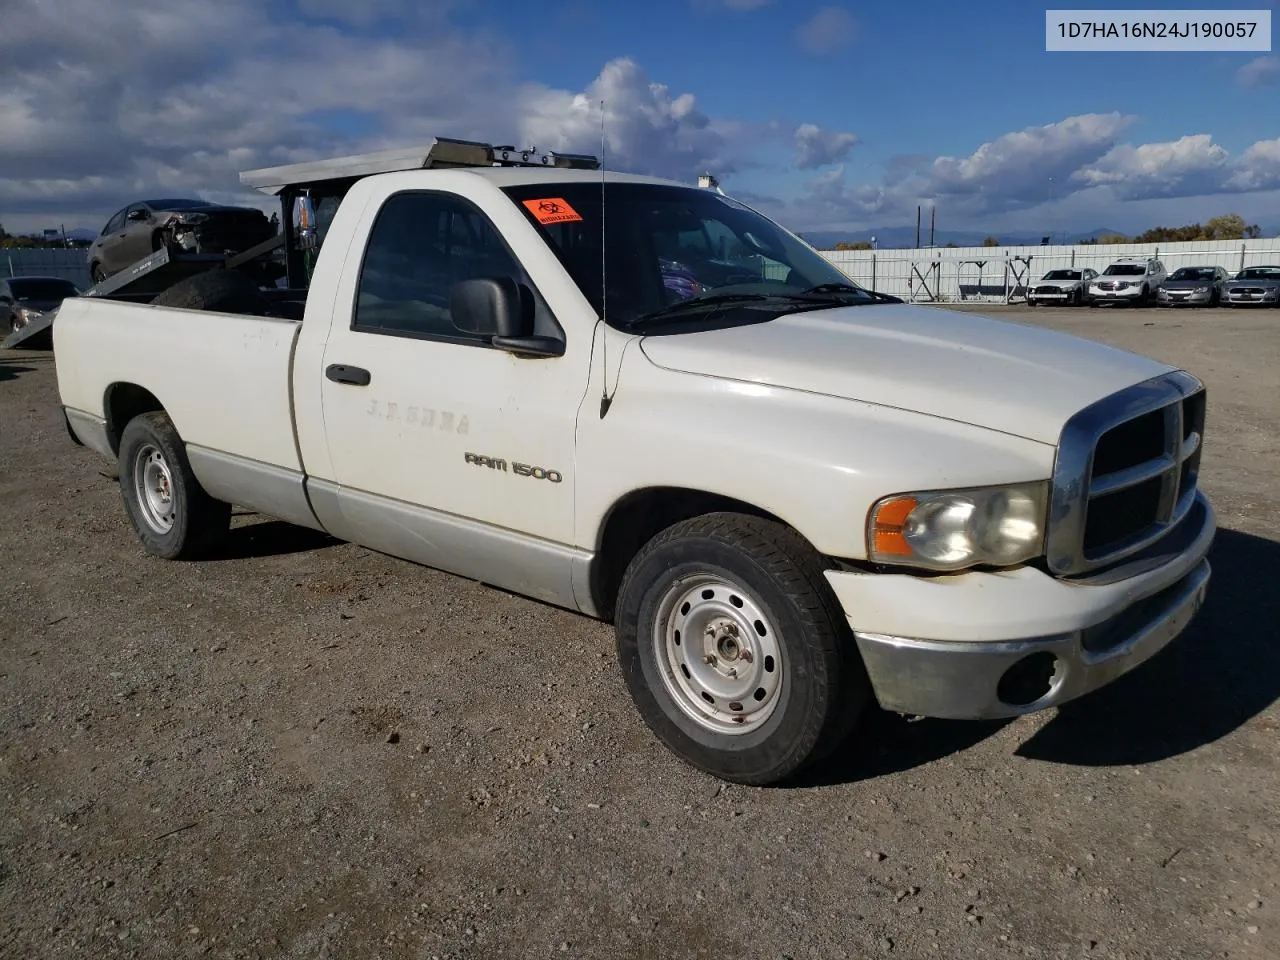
<box><xmin>590</xmin><ymin>487</ymin><xmax>794</xmax><ymax>622</ymax></box>
<box><xmin>104</xmin><ymin>382</ymin><xmax>164</xmax><ymax>454</ymax></box>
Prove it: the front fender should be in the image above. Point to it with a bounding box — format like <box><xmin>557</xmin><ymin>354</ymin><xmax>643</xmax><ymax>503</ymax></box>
<box><xmin>575</xmin><ymin>358</ymin><xmax>1057</xmax><ymax>561</ymax></box>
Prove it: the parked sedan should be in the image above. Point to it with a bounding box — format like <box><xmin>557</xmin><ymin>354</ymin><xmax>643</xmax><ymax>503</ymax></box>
<box><xmin>1156</xmin><ymin>265</ymin><xmax>1229</xmax><ymax>307</ymax></box>
<box><xmin>1026</xmin><ymin>267</ymin><xmax>1098</xmax><ymax>306</ymax></box>
<box><xmin>86</xmin><ymin>198</ymin><xmax>275</xmax><ymax>284</ymax></box>
<box><xmin>1222</xmin><ymin>265</ymin><xmax>1280</xmax><ymax>307</ymax></box>
<box><xmin>1</xmin><ymin>275</ymin><xmax>82</xmax><ymax>338</ymax></box>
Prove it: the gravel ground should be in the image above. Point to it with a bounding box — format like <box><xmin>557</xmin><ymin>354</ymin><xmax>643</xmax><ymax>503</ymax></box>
<box><xmin>2</xmin><ymin>303</ymin><xmax>1278</xmax><ymax>960</ymax></box>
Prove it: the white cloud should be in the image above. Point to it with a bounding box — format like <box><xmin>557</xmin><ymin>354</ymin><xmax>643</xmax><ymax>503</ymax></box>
<box><xmin>785</xmin><ymin>115</ymin><xmax>1280</xmax><ymax>231</ymax></box>
<box><xmin>1237</xmin><ymin>55</ymin><xmax>1280</xmax><ymax>88</ymax></box>
<box><xmin>1226</xmin><ymin>139</ymin><xmax>1280</xmax><ymax>193</ymax></box>
<box><xmin>927</xmin><ymin>113</ymin><xmax>1135</xmax><ymax>204</ymax></box>
<box><xmin>0</xmin><ymin>1</ymin><xmax>857</xmax><ymax>234</ymax></box>
<box><xmin>795</xmin><ymin>6</ymin><xmax>858</xmax><ymax>56</ymax></box>
<box><xmin>514</xmin><ymin>58</ymin><xmax>754</xmax><ymax>180</ymax></box>
<box><xmin>2</xmin><ymin>0</ymin><xmax>1279</xmax><ymax>239</ymax></box>
<box><xmin>1074</xmin><ymin>134</ymin><xmax>1231</xmax><ymax>199</ymax></box>
<box><xmin>793</xmin><ymin>123</ymin><xmax>859</xmax><ymax>169</ymax></box>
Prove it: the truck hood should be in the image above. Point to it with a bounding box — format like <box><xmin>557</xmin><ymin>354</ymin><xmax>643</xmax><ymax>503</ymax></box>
<box><xmin>637</xmin><ymin>303</ymin><xmax>1175</xmax><ymax>445</ymax></box>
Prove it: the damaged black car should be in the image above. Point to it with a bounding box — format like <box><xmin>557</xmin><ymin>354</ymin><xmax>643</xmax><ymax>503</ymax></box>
<box><xmin>86</xmin><ymin>198</ymin><xmax>276</xmax><ymax>284</ymax></box>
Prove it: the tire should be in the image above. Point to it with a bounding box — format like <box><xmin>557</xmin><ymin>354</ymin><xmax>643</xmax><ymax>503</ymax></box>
<box><xmin>149</xmin><ymin>269</ymin><xmax>268</xmax><ymax>316</ymax></box>
<box><xmin>90</xmin><ymin>263</ymin><xmax>106</xmax><ymax>285</ymax></box>
<box><xmin>117</xmin><ymin>411</ymin><xmax>230</xmax><ymax>560</ymax></box>
<box><xmin>614</xmin><ymin>512</ymin><xmax>869</xmax><ymax>785</ymax></box>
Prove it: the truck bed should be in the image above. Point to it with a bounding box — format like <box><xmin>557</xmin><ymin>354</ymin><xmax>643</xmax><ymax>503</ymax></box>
<box><xmin>53</xmin><ymin>297</ymin><xmax>305</xmax><ymax>473</ymax></box>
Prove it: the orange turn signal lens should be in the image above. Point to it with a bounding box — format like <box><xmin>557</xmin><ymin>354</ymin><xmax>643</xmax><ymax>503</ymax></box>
<box><xmin>870</xmin><ymin>496</ymin><xmax>919</xmax><ymax>557</ymax></box>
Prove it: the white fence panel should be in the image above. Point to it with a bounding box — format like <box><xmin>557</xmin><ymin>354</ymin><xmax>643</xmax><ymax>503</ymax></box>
<box><xmin>3</xmin><ymin>249</ymin><xmax>93</xmax><ymax>288</ymax></box>
<box><xmin>820</xmin><ymin>238</ymin><xmax>1280</xmax><ymax>301</ymax></box>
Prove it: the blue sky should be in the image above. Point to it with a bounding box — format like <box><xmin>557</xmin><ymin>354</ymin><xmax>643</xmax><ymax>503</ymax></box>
<box><xmin>2</xmin><ymin>0</ymin><xmax>1278</xmax><ymax>237</ymax></box>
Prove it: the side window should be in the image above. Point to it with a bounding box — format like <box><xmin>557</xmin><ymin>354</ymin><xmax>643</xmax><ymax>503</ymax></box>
<box><xmin>353</xmin><ymin>192</ymin><xmax>524</xmax><ymax>343</ymax></box>
<box><xmin>103</xmin><ymin>209</ymin><xmax>126</xmax><ymax>234</ymax></box>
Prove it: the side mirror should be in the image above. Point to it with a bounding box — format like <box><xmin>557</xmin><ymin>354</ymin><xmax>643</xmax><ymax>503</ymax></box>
<box><xmin>450</xmin><ymin>276</ymin><xmax>562</xmax><ymax>358</ymax></box>
<box><xmin>127</xmin><ymin>209</ymin><xmax>149</xmax><ymax>222</ymax></box>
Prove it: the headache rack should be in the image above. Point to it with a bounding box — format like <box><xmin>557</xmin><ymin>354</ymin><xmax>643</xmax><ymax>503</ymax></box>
<box><xmin>238</xmin><ymin>137</ymin><xmax>601</xmax><ymax>195</ymax></box>
<box><xmin>237</xmin><ymin>137</ymin><xmax>601</xmax><ymax>291</ymax></box>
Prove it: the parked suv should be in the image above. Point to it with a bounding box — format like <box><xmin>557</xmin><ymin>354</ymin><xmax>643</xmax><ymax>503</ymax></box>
<box><xmin>1087</xmin><ymin>257</ymin><xmax>1167</xmax><ymax>306</ymax></box>
<box><xmin>1027</xmin><ymin>267</ymin><xmax>1097</xmax><ymax>306</ymax></box>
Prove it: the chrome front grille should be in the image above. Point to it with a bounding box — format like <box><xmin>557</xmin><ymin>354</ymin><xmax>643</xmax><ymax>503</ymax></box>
<box><xmin>1046</xmin><ymin>371</ymin><xmax>1206</xmax><ymax>577</ymax></box>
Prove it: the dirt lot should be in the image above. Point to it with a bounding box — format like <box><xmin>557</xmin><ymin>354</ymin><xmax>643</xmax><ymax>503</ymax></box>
<box><xmin>2</xmin><ymin>304</ymin><xmax>1278</xmax><ymax>960</ymax></box>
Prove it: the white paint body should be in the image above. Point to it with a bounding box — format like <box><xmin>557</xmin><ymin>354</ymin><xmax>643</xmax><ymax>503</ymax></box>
<box><xmin>52</xmin><ymin>166</ymin><xmax>1215</xmax><ymax>722</ymax></box>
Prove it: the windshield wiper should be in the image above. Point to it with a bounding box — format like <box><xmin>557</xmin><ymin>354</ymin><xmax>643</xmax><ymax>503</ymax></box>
<box><xmin>802</xmin><ymin>282</ymin><xmax>902</xmax><ymax>303</ymax></box>
<box><xmin>629</xmin><ymin>291</ymin><xmax>845</xmax><ymax>326</ymax></box>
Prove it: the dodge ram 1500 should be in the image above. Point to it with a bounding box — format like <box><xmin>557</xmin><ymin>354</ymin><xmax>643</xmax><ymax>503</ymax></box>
<box><xmin>53</xmin><ymin>145</ymin><xmax>1215</xmax><ymax>785</ymax></box>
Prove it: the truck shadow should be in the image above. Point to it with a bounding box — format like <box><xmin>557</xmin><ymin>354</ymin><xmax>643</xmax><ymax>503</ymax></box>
<box><xmin>797</xmin><ymin>526</ymin><xmax>1279</xmax><ymax>786</ymax></box>
<box><xmin>198</xmin><ymin>518</ymin><xmax>341</xmax><ymax>561</ymax></box>
<box><xmin>1013</xmin><ymin>527</ymin><xmax>1280</xmax><ymax>767</ymax></box>
<box><xmin>0</xmin><ymin>360</ymin><xmax>39</xmax><ymax>382</ymax></box>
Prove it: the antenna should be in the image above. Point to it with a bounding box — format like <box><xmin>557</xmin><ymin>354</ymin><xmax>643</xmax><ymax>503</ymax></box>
<box><xmin>598</xmin><ymin>98</ymin><xmax>614</xmax><ymax>419</ymax></box>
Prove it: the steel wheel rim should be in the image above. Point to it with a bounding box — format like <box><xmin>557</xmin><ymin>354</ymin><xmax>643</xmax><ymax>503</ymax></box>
<box><xmin>653</xmin><ymin>573</ymin><xmax>784</xmax><ymax>735</ymax></box>
<box><xmin>133</xmin><ymin>443</ymin><xmax>176</xmax><ymax>534</ymax></box>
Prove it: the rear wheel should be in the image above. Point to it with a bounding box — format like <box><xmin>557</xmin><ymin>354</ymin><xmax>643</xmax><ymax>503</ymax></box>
<box><xmin>614</xmin><ymin>512</ymin><xmax>868</xmax><ymax>785</ymax></box>
<box><xmin>118</xmin><ymin>411</ymin><xmax>230</xmax><ymax>560</ymax></box>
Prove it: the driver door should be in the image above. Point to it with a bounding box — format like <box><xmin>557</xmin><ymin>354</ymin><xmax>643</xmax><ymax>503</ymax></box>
<box><xmin>309</xmin><ymin>188</ymin><xmax>589</xmax><ymax>605</ymax></box>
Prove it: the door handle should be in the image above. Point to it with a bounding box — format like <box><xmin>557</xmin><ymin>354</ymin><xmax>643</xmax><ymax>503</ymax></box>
<box><xmin>325</xmin><ymin>363</ymin><xmax>371</xmax><ymax>386</ymax></box>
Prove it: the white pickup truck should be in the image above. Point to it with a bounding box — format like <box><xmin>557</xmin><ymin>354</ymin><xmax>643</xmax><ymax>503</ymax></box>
<box><xmin>53</xmin><ymin>141</ymin><xmax>1215</xmax><ymax>785</ymax></box>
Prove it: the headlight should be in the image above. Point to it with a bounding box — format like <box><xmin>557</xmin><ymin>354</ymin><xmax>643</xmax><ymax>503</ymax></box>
<box><xmin>1194</xmin><ymin>286</ymin><xmax>1209</xmax><ymax>294</ymax></box>
<box><xmin>171</xmin><ymin>212</ymin><xmax>208</xmax><ymax>225</ymax></box>
<box><xmin>14</xmin><ymin>307</ymin><xmax>43</xmax><ymax>329</ymax></box>
<box><xmin>867</xmin><ymin>482</ymin><xmax>1048</xmax><ymax>571</ymax></box>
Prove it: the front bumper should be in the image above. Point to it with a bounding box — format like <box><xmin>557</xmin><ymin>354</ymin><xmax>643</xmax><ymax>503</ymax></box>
<box><xmin>1157</xmin><ymin>290</ymin><xmax>1213</xmax><ymax>306</ymax></box>
<box><xmin>1028</xmin><ymin>288</ymin><xmax>1077</xmax><ymax>303</ymax></box>
<box><xmin>1089</xmin><ymin>286</ymin><xmax>1144</xmax><ymax>301</ymax></box>
<box><xmin>1223</xmin><ymin>290</ymin><xmax>1279</xmax><ymax>305</ymax></box>
<box><xmin>824</xmin><ymin>491</ymin><xmax>1215</xmax><ymax>720</ymax></box>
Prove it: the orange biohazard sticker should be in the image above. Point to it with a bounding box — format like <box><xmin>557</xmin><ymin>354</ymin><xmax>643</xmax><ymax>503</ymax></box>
<box><xmin>523</xmin><ymin>197</ymin><xmax>584</xmax><ymax>225</ymax></box>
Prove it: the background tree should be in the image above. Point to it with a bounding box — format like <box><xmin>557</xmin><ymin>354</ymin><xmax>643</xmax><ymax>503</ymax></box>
<box><xmin>981</xmin><ymin>236</ymin><xmax>999</xmax><ymax>247</ymax></box>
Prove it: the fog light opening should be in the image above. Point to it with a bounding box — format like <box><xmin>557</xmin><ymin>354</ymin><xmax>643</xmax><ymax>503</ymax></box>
<box><xmin>997</xmin><ymin>652</ymin><xmax>1060</xmax><ymax>707</ymax></box>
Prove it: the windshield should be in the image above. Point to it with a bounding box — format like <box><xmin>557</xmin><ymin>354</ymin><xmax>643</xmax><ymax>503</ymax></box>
<box><xmin>1236</xmin><ymin>267</ymin><xmax>1280</xmax><ymax>280</ymax></box>
<box><xmin>1170</xmin><ymin>267</ymin><xmax>1217</xmax><ymax>281</ymax></box>
<box><xmin>1103</xmin><ymin>264</ymin><xmax>1146</xmax><ymax>276</ymax></box>
<box><xmin>143</xmin><ymin>198</ymin><xmax>206</xmax><ymax>210</ymax></box>
<box><xmin>500</xmin><ymin>181</ymin><xmax>877</xmax><ymax>329</ymax></box>
<box><xmin>1042</xmin><ymin>270</ymin><xmax>1080</xmax><ymax>280</ymax></box>
<box><xmin>8</xmin><ymin>278</ymin><xmax>80</xmax><ymax>300</ymax></box>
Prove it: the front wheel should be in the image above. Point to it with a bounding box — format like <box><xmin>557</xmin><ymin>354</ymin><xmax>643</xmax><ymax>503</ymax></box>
<box><xmin>118</xmin><ymin>411</ymin><xmax>230</xmax><ymax>559</ymax></box>
<box><xmin>614</xmin><ymin>513</ymin><xmax>868</xmax><ymax>785</ymax></box>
